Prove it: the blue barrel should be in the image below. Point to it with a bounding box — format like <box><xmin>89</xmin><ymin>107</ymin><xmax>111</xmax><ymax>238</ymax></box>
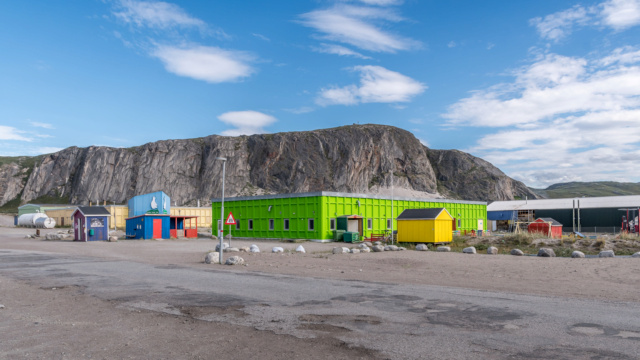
<box><xmin>14</xmin><ymin>215</ymin><xmax>18</xmax><ymax>226</ymax></box>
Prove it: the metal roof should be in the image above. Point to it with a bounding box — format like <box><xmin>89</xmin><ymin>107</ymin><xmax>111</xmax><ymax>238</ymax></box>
<box><xmin>536</xmin><ymin>218</ymin><xmax>563</xmax><ymax>226</ymax></box>
<box><xmin>397</xmin><ymin>208</ymin><xmax>450</xmax><ymax>220</ymax></box>
<box><xmin>212</xmin><ymin>191</ymin><xmax>486</xmax><ymax>205</ymax></box>
<box><xmin>73</xmin><ymin>206</ymin><xmax>111</xmax><ymax>216</ymax></box>
<box><xmin>487</xmin><ymin>195</ymin><xmax>640</xmax><ymax>211</ymax></box>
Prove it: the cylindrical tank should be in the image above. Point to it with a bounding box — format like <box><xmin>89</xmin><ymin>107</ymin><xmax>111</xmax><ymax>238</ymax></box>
<box><xmin>35</xmin><ymin>217</ymin><xmax>56</xmax><ymax>229</ymax></box>
<box><xmin>17</xmin><ymin>213</ymin><xmax>48</xmax><ymax>227</ymax></box>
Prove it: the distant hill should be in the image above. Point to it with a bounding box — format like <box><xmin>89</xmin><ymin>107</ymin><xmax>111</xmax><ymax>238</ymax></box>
<box><xmin>531</xmin><ymin>182</ymin><xmax>640</xmax><ymax>199</ymax></box>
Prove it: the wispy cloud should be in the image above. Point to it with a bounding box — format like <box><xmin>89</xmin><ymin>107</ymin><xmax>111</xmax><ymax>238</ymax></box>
<box><xmin>0</xmin><ymin>126</ymin><xmax>31</xmax><ymax>142</ymax></box>
<box><xmin>356</xmin><ymin>0</ymin><xmax>404</xmax><ymax>5</ymax></box>
<box><xmin>298</xmin><ymin>4</ymin><xmax>420</xmax><ymax>53</ymax></box>
<box><xmin>152</xmin><ymin>45</ymin><xmax>255</xmax><ymax>83</ymax></box>
<box><xmin>443</xmin><ymin>47</ymin><xmax>640</xmax><ymax>187</ymax></box>
<box><xmin>113</xmin><ymin>0</ymin><xmax>207</xmax><ymax>30</ymax></box>
<box><xmin>283</xmin><ymin>106</ymin><xmax>315</xmax><ymax>114</ymax></box>
<box><xmin>317</xmin><ymin>65</ymin><xmax>426</xmax><ymax>106</ymax></box>
<box><xmin>217</xmin><ymin>110</ymin><xmax>277</xmax><ymax>136</ymax></box>
<box><xmin>530</xmin><ymin>0</ymin><xmax>640</xmax><ymax>42</ymax></box>
<box><xmin>252</xmin><ymin>33</ymin><xmax>270</xmax><ymax>42</ymax></box>
<box><xmin>29</xmin><ymin>121</ymin><xmax>55</xmax><ymax>129</ymax></box>
<box><xmin>312</xmin><ymin>43</ymin><xmax>371</xmax><ymax>59</ymax></box>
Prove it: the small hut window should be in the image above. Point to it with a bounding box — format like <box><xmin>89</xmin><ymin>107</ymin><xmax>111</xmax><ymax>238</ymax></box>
<box><xmin>284</xmin><ymin>219</ymin><xmax>290</xmax><ymax>230</ymax></box>
<box><xmin>248</xmin><ymin>219</ymin><xmax>253</xmax><ymax>230</ymax></box>
<box><xmin>330</xmin><ymin>218</ymin><xmax>336</xmax><ymax>230</ymax></box>
<box><xmin>387</xmin><ymin>219</ymin><xmax>392</xmax><ymax>229</ymax></box>
<box><xmin>367</xmin><ymin>218</ymin><xmax>372</xmax><ymax>230</ymax></box>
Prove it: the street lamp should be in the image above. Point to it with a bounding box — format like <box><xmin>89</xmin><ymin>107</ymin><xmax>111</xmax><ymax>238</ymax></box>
<box><xmin>216</xmin><ymin>157</ymin><xmax>227</xmax><ymax>265</ymax></box>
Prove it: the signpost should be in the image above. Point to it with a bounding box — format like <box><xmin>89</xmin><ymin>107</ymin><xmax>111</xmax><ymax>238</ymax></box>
<box><xmin>225</xmin><ymin>212</ymin><xmax>236</xmax><ymax>247</ymax></box>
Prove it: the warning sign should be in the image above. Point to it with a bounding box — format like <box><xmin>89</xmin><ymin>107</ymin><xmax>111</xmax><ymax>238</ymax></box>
<box><xmin>225</xmin><ymin>212</ymin><xmax>236</xmax><ymax>225</ymax></box>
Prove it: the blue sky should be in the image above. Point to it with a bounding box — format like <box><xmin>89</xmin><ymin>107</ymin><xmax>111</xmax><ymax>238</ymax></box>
<box><xmin>1</xmin><ymin>0</ymin><xmax>640</xmax><ymax>188</ymax></box>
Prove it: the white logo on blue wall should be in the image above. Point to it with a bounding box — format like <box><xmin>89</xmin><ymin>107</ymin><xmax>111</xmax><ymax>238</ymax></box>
<box><xmin>147</xmin><ymin>196</ymin><xmax>168</xmax><ymax>214</ymax></box>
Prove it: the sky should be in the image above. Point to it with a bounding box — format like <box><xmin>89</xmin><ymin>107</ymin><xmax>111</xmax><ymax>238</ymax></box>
<box><xmin>1</xmin><ymin>0</ymin><xmax>640</xmax><ymax>188</ymax></box>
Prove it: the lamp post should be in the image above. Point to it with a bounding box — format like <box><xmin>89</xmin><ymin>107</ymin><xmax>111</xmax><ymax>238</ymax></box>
<box><xmin>390</xmin><ymin>170</ymin><xmax>394</xmax><ymax>245</ymax></box>
<box><xmin>216</xmin><ymin>157</ymin><xmax>227</xmax><ymax>265</ymax></box>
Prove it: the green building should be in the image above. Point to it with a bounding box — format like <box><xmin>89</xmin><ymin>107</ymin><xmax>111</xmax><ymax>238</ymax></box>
<box><xmin>18</xmin><ymin>204</ymin><xmax>71</xmax><ymax>216</ymax></box>
<box><xmin>212</xmin><ymin>192</ymin><xmax>487</xmax><ymax>241</ymax></box>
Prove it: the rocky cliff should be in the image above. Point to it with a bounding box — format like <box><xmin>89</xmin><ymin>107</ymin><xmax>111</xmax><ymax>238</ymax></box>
<box><xmin>0</xmin><ymin>125</ymin><xmax>538</xmax><ymax>208</ymax></box>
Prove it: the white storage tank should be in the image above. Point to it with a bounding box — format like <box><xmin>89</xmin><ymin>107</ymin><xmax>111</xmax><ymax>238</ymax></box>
<box><xmin>35</xmin><ymin>217</ymin><xmax>56</xmax><ymax>229</ymax></box>
<box><xmin>17</xmin><ymin>213</ymin><xmax>48</xmax><ymax>227</ymax></box>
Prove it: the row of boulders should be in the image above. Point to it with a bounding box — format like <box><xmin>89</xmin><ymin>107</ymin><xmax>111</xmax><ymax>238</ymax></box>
<box><xmin>204</xmin><ymin>252</ymin><xmax>246</xmax><ymax>265</ymax></box>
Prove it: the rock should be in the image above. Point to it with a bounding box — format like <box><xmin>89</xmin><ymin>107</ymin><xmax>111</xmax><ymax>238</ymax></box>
<box><xmin>384</xmin><ymin>245</ymin><xmax>398</xmax><ymax>251</ymax></box>
<box><xmin>463</xmin><ymin>246</ymin><xmax>477</xmax><ymax>254</ymax></box>
<box><xmin>436</xmin><ymin>246</ymin><xmax>451</xmax><ymax>252</ymax></box>
<box><xmin>537</xmin><ymin>248</ymin><xmax>556</xmax><ymax>257</ymax></box>
<box><xmin>249</xmin><ymin>244</ymin><xmax>260</xmax><ymax>253</ymax></box>
<box><xmin>225</xmin><ymin>247</ymin><xmax>240</xmax><ymax>252</ymax></box>
<box><xmin>598</xmin><ymin>250</ymin><xmax>615</xmax><ymax>258</ymax></box>
<box><xmin>0</xmin><ymin>304</ymin><xmax>4</xmax><ymax>309</ymax></box>
<box><xmin>398</xmin><ymin>247</ymin><xmax>406</xmax><ymax>251</ymax></box>
<box><xmin>372</xmin><ymin>245</ymin><xmax>385</xmax><ymax>252</ymax></box>
<box><xmin>632</xmin><ymin>252</ymin><xmax>640</xmax><ymax>258</ymax></box>
<box><xmin>239</xmin><ymin>246</ymin><xmax>250</xmax><ymax>252</ymax></box>
<box><xmin>225</xmin><ymin>256</ymin><xmax>245</xmax><ymax>265</ymax></box>
<box><xmin>357</xmin><ymin>243</ymin><xmax>369</xmax><ymax>250</ymax></box>
<box><xmin>46</xmin><ymin>233</ymin><xmax>57</xmax><ymax>240</ymax></box>
<box><xmin>416</xmin><ymin>244</ymin><xmax>429</xmax><ymax>251</ymax></box>
<box><xmin>360</xmin><ymin>247</ymin><xmax>371</xmax><ymax>253</ymax></box>
<box><xmin>215</xmin><ymin>243</ymin><xmax>229</xmax><ymax>252</ymax></box>
<box><xmin>296</xmin><ymin>245</ymin><xmax>306</xmax><ymax>253</ymax></box>
<box><xmin>272</xmin><ymin>247</ymin><xmax>284</xmax><ymax>253</ymax></box>
<box><xmin>332</xmin><ymin>247</ymin><xmax>350</xmax><ymax>254</ymax></box>
<box><xmin>350</xmin><ymin>249</ymin><xmax>361</xmax><ymax>254</ymax></box>
<box><xmin>510</xmin><ymin>249</ymin><xmax>524</xmax><ymax>256</ymax></box>
<box><xmin>571</xmin><ymin>251</ymin><xmax>585</xmax><ymax>258</ymax></box>
<box><xmin>108</xmin><ymin>236</ymin><xmax>118</xmax><ymax>242</ymax></box>
<box><xmin>57</xmin><ymin>234</ymin><xmax>65</xmax><ymax>240</ymax></box>
<box><xmin>24</xmin><ymin>235</ymin><xmax>31</xmax><ymax>239</ymax></box>
<box><xmin>68</xmin><ymin>229</ymin><xmax>74</xmax><ymax>234</ymax></box>
<box><xmin>373</xmin><ymin>241</ymin><xmax>382</xmax><ymax>246</ymax></box>
<box><xmin>487</xmin><ymin>246</ymin><xmax>498</xmax><ymax>255</ymax></box>
<box><xmin>205</xmin><ymin>252</ymin><xmax>220</xmax><ymax>264</ymax></box>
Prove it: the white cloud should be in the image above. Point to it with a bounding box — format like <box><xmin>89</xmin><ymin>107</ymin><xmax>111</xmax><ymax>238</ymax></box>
<box><xmin>113</xmin><ymin>0</ymin><xmax>206</xmax><ymax>30</ymax></box>
<box><xmin>252</xmin><ymin>33</ymin><xmax>270</xmax><ymax>42</ymax></box>
<box><xmin>444</xmin><ymin>48</ymin><xmax>640</xmax><ymax>187</ymax></box>
<box><xmin>531</xmin><ymin>0</ymin><xmax>640</xmax><ymax>41</ymax></box>
<box><xmin>601</xmin><ymin>0</ymin><xmax>640</xmax><ymax>29</ymax></box>
<box><xmin>357</xmin><ymin>0</ymin><xmax>404</xmax><ymax>5</ymax></box>
<box><xmin>447</xmin><ymin>41</ymin><xmax>457</xmax><ymax>48</ymax></box>
<box><xmin>152</xmin><ymin>45</ymin><xmax>254</xmax><ymax>83</ymax></box>
<box><xmin>29</xmin><ymin>121</ymin><xmax>54</xmax><ymax>129</ymax></box>
<box><xmin>312</xmin><ymin>43</ymin><xmax>371</xmax><ymax>59</ymax></box>
<box><xmin>217</xmin><ymin>111</ymin><xmax>277</xmax><ymax>136</ymax></box>
<box><xmin>298</xmin><ymin>4</ymin><xmax>420</xmax><ymax>53</ymax></box>
<box><xmin>0</xmin><ymin>126</ymin><xmax>31</xmax><ymax>142</ymax></box>
<box><xmin>317</xmin><ymin>65</ymin><xmax>426</xmax><ymax>106</ymax></box>
<box><xmin>283</xmin><ymin>106</ymin><xmax>315</xmax><ymax>114</ymax></box>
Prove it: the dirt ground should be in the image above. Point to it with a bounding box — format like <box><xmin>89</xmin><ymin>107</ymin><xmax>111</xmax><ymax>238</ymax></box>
<box><xmin>1</xmin><ymin>216</ymin><xmax>640</xmax><ymax>359</ymax></box>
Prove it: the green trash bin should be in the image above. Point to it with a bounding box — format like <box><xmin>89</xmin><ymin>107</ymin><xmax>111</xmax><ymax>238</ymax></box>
<box><xmin>334</xmin><ymin>230</ymin><xmax>346</xmax><ymax>241</ymax></box>
<box><xmin>89</xmin><ymin>229</ymin><xmax>94</xmax><ymax>236</ymax></box>
<box><xmin>343</xmin><ymin>232</ymin><xmax>359</xmax><ymax>243</ymax></box>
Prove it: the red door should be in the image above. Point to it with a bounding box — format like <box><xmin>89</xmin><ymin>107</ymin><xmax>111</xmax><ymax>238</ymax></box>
<box><xmin>153</xmin><ymin>219</ymin><xmax>162</xmax><ymax>239</ymax></box>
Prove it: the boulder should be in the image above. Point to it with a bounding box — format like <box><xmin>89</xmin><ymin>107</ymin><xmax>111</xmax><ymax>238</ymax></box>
<box><xmin>487</xmin><ymin>246</ymin><xmax>498</xmax><ymax>255</ymax></box>
<box><xmin>384</xmin><ymin>245</ymin><xmax>398</xmax><ymax>251</ymax></box>
<box><xmin>225</xmin><ymin>247</ymin><xmax>240</xmax><ymax>252</ymax></box>
<box><xmin>249</xmin><ymin>244</ymin><xmax>260</xmax><ymax>253</ymax></box>
<box><xmin>598</xmin><ymin>250</ymin><xmax>615</xmax><ymax>258</ymax></box>
<box><xmin>416</xmin><ymin>244</ymin><xmax>429</xmax><ymax>251</ymax></box>
<box><xmin>350</xmin><ymin>248</ymin><xmax>361</xmax><ymax>254</ymax></box>
<box><xmin>360</xmin><ymin>247</ymin><xmax>371</xmax><ymax>253</ymax></box>
<box><xmin>372</xmin><ymin>245</ymin><xmax>385</xmax><ymax>252</ymax></box>
<box><xmin>398</xmin><ymin>247</ymin><xmax>406</xmax><ymax>251</ymax></box>
<box><xmin>357</xmin><ymin>243</ymin><xmax>369</xmax><ymax>250</ymax></box>
<box><xmin>205</xmin><ymin>252</ymin><xmax>220</xmax><ymax>264</ymax></box>
<box><xmin>632</xmin><ymin>252</ymin><xmax>640</xmax><ymax>258</ymax></box>
<box><xmin>537</xmin><ymin>248</ymin><xmax>556</xmax><ymax>257</ymax></box>
<box><xmin>510</xmin><ymin>249</ymin><xmax>524</xmax><ymax>256</ymax></box>
<box><xmin>436</xmin><ymin>246</ymin><xmax>451</xmax><ymax>252</ymax></box>
<box><xmin>463</xmin><ymin>247</ymin><xmax>477</xmax><ymax>254</ymax></box>
<box><xmin>108</xmin><ymin>236</ymin><xmax>118</xmax><ymax>242</ymax></box>
<box><xmin>215</xmin><ymin>243</ymin><xmax>229</xmax><ymax>252</ymax></box>
<box><xmin>225</xmin><ymin>256</ymin><xmax>245</xmax><ymax>265</ymax></box>
<box><xmin>45</xmin><ymin>233</ymin><xmax>57</xmax><ymax>240</ymax></box>
<box><xmin>571</xmin><ymin>251</ymin><xmax>585</xmax><ymax>258</ymax></box>
<box><xmin>332</xmin><ymin>247</ymin><xmax>350</xmax><ymax>254</ymax></box>
<box><xmin>239</xmin><ymin>246</ymin><xmax>250</xmax><ymax>252</ymax></box>
<box><xmin>272</xmin><ymin>247</ymin><xmax>284</xmax><ymax>253</ymax></box>
<box><xmin>296</xmin><ymin>245</ymin><xmax>306</xmax><ymax>253</ymax></box>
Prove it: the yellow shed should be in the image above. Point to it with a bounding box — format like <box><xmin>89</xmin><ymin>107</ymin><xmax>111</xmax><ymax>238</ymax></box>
<box><xmin>397</xmin><ymin>208</ymin><xmax>453</xmax><ymax>243</ymax></box>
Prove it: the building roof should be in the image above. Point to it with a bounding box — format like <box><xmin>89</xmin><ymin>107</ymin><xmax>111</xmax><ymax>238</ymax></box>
<box><xmin>487</xmin><ymin>195</ymin><xmax>640</xmax><ymax>211</ymax></box>
<box><xmin>536</xmin><ymin>218</ymin><xmax>563</xmax><ymax>226</ymax></box>
<box><xmin>212</xmin><ymin>191</ymin><xmax>486</xmax><ymax>206</ymax></box>
<box><xmin>73</xmin><ymin>206</ymin><xmax>111</xmax><ymax>217</ymax></box>
<box><xmin>19</xmin><ymin>203</ymin><xmax>70</xmax><ymax>209</ymax></box>
<box><xmin>397</xmin><ymin>208</ymin><xmax>450</xmax><ymax>220</ymax></box>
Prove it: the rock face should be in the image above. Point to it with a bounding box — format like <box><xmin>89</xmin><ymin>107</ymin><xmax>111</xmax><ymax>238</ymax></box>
<box><xmin>0</xmin><ymin>125</ymin><xmax>539</xmax><ymax>207</ymax></box>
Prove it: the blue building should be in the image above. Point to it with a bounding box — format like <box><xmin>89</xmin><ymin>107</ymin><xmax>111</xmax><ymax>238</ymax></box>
<box><xmin>125</xmin><ymin>191</ymin><xmax>171</xmax><ymax>239</ymax></box>
<box><xmin>72</xmin><ymin>206</ymin><xmax>111</xmax><ymax>241</ymax></box>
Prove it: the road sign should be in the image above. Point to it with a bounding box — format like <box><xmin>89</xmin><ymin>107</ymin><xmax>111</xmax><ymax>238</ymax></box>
<box><xmin>225</xmin><ymin>212</ymin><xmax>236</xmax><ymax>225</ymax></box>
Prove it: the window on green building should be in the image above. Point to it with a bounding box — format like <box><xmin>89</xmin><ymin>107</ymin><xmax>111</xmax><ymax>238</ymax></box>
<box><xmin>269</xmin><ymin>219</ymin><xmax>274</xmax><ymax>230</ymax></box>
<box><xmin>330</xmin><ymin>218</ymin><xmax>336</xmax><ymax>230</ymax></box>
<box><xmin>248</xmin><ymin>219</ymin><xmax>253</xmax><ymax>230</ymax></box>
<box><xmin>367</xmin><ymin>218</ymin><xmax>372</xmax><ymax>230</ymax></box>
<box><xmin>387</xmin><ymin>219</ymin><xmax>392</xmax><ymax>229</ymax></box>
<box><xmin>308</xmin><ymin>218</ymin><xmax>315</xmax><ymax>231</ymax></box>
<box><xmin>236</xmin><ymin>221</ymin><xmax>240</xmax><ymax>230</ymax></box>
<box><xmin>284</xmin><ymin>219</ymin><xmax>290</xmax><ymax>230</ymax></box>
